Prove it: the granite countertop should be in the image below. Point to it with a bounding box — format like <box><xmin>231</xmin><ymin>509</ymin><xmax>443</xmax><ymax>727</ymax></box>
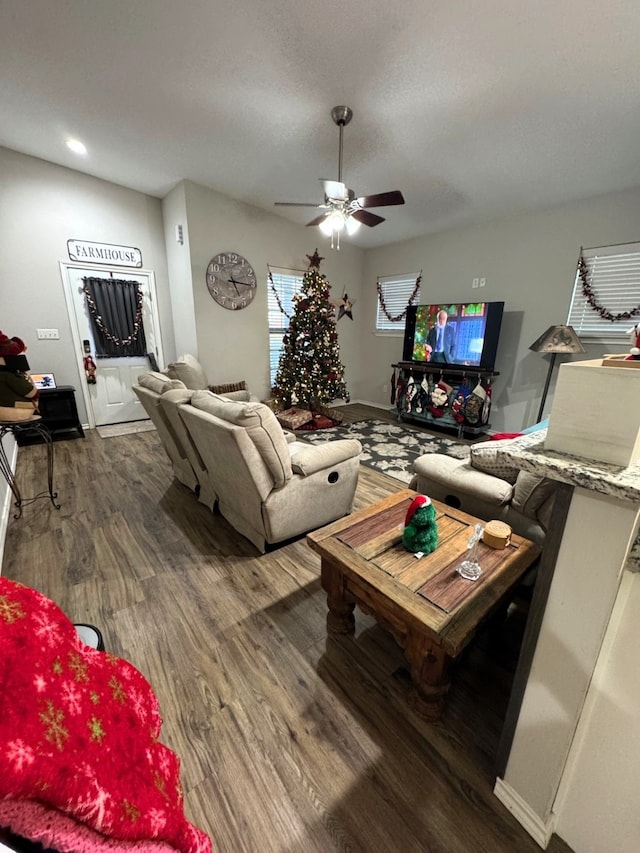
<box><xmin>496</xmin><ymin>429</ymin><xmax>640</xmax><ymax>503</ymax></box>
<box><xmin>497</xmin><ymin>429</ymin><xmax>640</xmax><ymax>572</ymax></box>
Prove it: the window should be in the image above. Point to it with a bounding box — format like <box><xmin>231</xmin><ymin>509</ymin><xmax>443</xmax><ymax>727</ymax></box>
<box><xmin>375</xmin><ymin>272</ymin><xmax>421</xmax><ymax>333</ymax></box>
<box><xmin>568</xmin><ymin>243</ymin><xmax>640</xmax><ymax>342</ymax></box>
<box><xmin>268</xmin><ymin>268</ymin><xmax>304</xmax><ymax>386</ymax></box>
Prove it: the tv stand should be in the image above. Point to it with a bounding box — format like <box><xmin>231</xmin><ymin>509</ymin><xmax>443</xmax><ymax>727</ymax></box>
<box><xmin>391</xmin><ymin>362</ymin><xmax>498</xmax><ymax>438</ymax></box>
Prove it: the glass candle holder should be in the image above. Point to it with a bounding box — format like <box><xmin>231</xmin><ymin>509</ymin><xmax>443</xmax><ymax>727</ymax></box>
<box><xmin>456</xmin><ymin>523</ymin><xmax>484</xmax><ymax>581</ymax></box>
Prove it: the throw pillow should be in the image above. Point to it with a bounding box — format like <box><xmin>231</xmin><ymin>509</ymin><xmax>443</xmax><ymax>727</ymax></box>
<box><xmin>469</xmin><ymin>438</ymin><xmax>521</xmax><ymax>485</ymax></box>
<box><xmin>208</xmin><ymin>380</ymin><xmax>247</xmax><ymax>395</ymax></box>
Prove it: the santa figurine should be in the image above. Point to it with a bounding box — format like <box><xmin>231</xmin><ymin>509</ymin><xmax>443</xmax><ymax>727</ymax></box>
<box><xmin>402</xmin><ymin>494</ymin><xmax>439</xmax><ymax>555</ymax></box>
<box><xmin>627</xmin><ymin>323</ymin><xmax>640</xmax><ymax>360</ymax></box>
<box><xmin>0</xmin><ymin>332</ymin><xmax>39</xmax><ymax>421</ymax></box>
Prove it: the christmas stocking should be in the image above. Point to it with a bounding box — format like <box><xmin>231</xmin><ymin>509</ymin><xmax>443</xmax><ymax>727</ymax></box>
<box><xmin>451</xmin><ymin>381</ymin><xmax>471</xmax><ymax>423</ymax></box>
<box><xmin>404</xmin><ymin>374</ymin><xmax>416</xmax><ymax>412</ymax></box>
<box><xmin>395</xmin><ymin>374</ymin><xmax>405</xmax><ymax>413</ymax></box>
<box><xmin>481</xmin><ymin>379</ymin><xmax>492</xmax><ymax>424</ymax></box>
<box><xmin>428</xmin><ymin>380</ymin><xmax>452</xmax><ymax>418</ymax></box>
<box><xmin>414</xmin><ymin>376</ymin><xmax>430</xmax><ymax>414</ymax></box>
<box><xmin>462</xmin><ymin>381</ymin><xmax>487</xmax><ymax>426</ymax></box>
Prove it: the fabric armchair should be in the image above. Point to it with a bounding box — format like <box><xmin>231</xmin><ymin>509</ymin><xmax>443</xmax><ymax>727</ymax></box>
<box><xmin>410</xmin><ymin>437</ymin><xmax>557</xmax><ymax>546</ymax></box>
<box><xmin>177</xmin><ymin>391</ymin><xmax>362</xmax><ymax>552</ymax></box>
<box><xmin>132</xmin><ymin>371</ymin><xmax>199</xmax><ymax>492</ymax></box>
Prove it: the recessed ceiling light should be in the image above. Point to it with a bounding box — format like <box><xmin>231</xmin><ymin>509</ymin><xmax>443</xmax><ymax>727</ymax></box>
<box><xmin>66</xmin><ymin>138</ymin><xmax>87</xmax><ymax>156</ymax></box>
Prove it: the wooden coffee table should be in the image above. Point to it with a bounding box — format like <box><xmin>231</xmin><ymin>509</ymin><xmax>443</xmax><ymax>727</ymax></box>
<box><xmin>307</xmin><ymin>489</ymin><xmax>540</xmax><ymax>718</ymax></box>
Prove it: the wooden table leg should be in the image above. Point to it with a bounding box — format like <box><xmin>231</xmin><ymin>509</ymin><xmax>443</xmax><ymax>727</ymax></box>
<box><xmin>320</xmin><ymin>560</ymin><xmax>355</xmax><ymax>636</ymax></box>
<box><xmin>404</xmin><ymin>630</ymin><xmax>452</xmax><ymax>719</ymax></box>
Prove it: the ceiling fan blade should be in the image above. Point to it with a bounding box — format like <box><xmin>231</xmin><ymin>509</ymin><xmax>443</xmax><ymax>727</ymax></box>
<box><xmin>274</xmin><ymin>202</ymin><xmax>323</xmax><ymax>208</ymax></box>
<box><xmin>306</xmin><ymin>213</ymin><xmax>329</xmax><ymax>227</ymax></box>
<box><xmin>351</xmin><ymin>209</ymin><xmax>385</xmax><ymax>227</ymax></box>
<box><xmin>321</xmin><ymin>179</ymin><xmax>349</xmax><ymax>201</ymax></box>
<box><xmin>357</xmin><ymin>190</ymin><xmax>405</xmax><ymax>208</ymax></box>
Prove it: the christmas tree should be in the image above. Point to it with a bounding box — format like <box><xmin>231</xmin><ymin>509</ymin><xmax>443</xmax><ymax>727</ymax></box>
<box><xmin>273</xmin><ymin>249</ymin><xmax>349</xmax><ymax>409</ymax></box>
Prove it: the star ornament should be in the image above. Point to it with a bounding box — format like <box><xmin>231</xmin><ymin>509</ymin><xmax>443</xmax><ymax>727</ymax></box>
<box><xmin>331</xmin><ymin>292</ymin><xmax>356</xmax><ymax>321</ymax></box>
<box><xmin>306</xmin><ymin>248</ymin><xmax>324</xmax><ymax>269</ymax></box>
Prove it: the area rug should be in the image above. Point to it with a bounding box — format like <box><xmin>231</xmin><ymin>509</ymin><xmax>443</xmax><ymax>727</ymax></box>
<box><xmin>96</xmin><ymin>420</ymin><xmax>156</xmax><ymax>438</ymax></box>
<box><xmin>298</xmin><ymin>419</ymin><xmax>470</xmax><ymax>484</ymax></box>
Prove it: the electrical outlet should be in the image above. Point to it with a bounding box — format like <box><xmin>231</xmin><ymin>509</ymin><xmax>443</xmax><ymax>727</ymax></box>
<box><xmin>36</xmin><ymin>328</ymin><xmax>60</xmax><ymax>340</ymax></box>
<box><xmin>479</xmin><ymin>277</ymin><xmax>486</xmax><ymax>288</ymax></box>
<box><xmin>383</xmin><ymin>384</ymin><xmax>388</xmax><ymax>393</ymax></box>
<box><xmin>472</xmin><ymin>277</ymin><xmax>479</xmax><ymax>288</ymax></box>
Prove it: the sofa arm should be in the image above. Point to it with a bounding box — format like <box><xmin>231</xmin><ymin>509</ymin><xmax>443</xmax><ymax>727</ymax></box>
<box><xmin>290</xmin><ymin>439</ymin><xmax>362</xmax><ymax>476</ymax></box>
<box><xmin>412</xmin><ymin>454</ymin><xmax>515</xmax><ymax>507</ymax></box>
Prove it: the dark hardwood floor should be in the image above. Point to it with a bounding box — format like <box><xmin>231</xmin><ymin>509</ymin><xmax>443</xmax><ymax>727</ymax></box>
<box><xmin>2</xmin><ymin>413</ymin><xmax>572</xmax><ymax>853</ymax></box>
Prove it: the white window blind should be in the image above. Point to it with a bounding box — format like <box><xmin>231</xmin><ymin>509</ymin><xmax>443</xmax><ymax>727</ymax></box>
<box><xmin>375</xmin><ymin>273</ymin><xmax>421</xmax><ymax>333</ymax></box>
<box><xmin>568</xmin><ymin>243</ymin><xmax>640</xmax><ymax>341</ymax></box>
<box><xmin>268</xmin><ymin>268</ymin><xmax>304</xmax><ymax>386</ymax></box>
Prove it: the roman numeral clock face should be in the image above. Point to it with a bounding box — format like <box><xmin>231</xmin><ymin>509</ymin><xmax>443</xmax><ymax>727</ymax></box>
<box><xmin>206</xmin><ymin>252</ymin><xmax>257</xmax><ymax>310</ymax></box>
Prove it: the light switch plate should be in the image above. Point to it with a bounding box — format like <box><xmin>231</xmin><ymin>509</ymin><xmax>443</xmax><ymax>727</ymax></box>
<box><xmin>36</xmin><ymin>328</ymin><xmax>60</xmax><ymax>340</ymax></box>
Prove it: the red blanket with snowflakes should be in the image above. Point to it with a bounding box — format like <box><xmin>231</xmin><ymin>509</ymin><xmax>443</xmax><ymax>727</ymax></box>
<box><xmin>0</xmin><ymin>577</ymin><xmax>211</xmax><ymax>853</ymax></box>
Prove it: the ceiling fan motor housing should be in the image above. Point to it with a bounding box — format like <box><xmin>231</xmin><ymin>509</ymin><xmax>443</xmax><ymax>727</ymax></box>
<box><xmin>331</xmin><ymin>106</ymin><xmax>353</xmax><ymax>127</ymax></box>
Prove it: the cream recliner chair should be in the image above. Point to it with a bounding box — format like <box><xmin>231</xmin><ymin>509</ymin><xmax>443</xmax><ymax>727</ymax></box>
<box><xmin>176</xmin><ymin>390</ymin><xmax>362</xmax><ymax>552</ymax></box>
<box><xmin>409</xmin><ymin>435</ymin><xmax>557</xmax><ymax>547</ymax></box>
<box><xmin>131</xmin><ymin>371</ymin><xmax>200</xmax><ymax>493</ymax></box>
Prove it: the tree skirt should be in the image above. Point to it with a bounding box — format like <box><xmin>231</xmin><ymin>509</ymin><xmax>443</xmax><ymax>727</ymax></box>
<box><xmin>298</xmin><ymin>419</ymin><xmax>470</xmax><ymax>484</ymax></box>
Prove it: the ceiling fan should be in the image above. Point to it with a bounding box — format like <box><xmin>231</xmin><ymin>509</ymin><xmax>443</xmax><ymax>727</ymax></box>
<box><xmin>274</xmin><ymin>106</ymin><xmax>405</xmax><ymax>242</ymax></box>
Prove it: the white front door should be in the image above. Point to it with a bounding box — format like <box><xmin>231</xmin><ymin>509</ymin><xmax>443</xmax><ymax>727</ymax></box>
<box><xmin>61</xmin><ymin>263</ymin><xmax>164</xmax><ymax>427</ymax></box>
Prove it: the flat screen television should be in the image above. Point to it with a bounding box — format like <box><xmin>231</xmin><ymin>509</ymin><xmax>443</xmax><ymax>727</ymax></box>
<box><xmin>402</xmin><ymin>301</ymin><xmax>504</xmax><ymax>371</ymax></box>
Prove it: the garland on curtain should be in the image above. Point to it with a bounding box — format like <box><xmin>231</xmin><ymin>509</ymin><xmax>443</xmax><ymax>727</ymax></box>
<box><xmin>376</xmin><ymin>273</ymin><xmax>422</xmax><ymax>323</ymax></box>
<box><xmin>82</xmin><ymin>282</ymin><xmax>144</xmax><ymax>346</ymax></box>
<box><xmin>578</xmin><ymin>253</ymin><xmax>640</xmax><ymax>322</ymax></box>
<box><xmin>268</xmin><ymin>268</ymin><xmax>291</xmax><ymax>319</ymax></box>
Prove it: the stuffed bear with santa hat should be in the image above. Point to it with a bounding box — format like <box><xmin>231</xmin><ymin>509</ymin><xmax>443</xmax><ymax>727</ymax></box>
<box><xmin>0</xmin><ymin>332</ymin><xmax>39</xmax><ymax>421</ymax></box>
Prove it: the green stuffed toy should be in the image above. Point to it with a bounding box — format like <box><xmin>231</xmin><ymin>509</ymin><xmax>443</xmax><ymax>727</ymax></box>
<box><xmin>402</xmin><ymin>494</ymin><xmax>439</xmax><ymax>554</ymax></box>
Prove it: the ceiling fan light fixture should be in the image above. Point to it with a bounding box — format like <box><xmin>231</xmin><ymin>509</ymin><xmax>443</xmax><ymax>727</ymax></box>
<box><xmin>319</xmin><ymin>210</ymin><xmax>346</xmax><ymax>236</ymax></box>
<box><xmin>344</xmin><ymin>215</ymin><xmax>361</xmax><ymax>236</ymax></box>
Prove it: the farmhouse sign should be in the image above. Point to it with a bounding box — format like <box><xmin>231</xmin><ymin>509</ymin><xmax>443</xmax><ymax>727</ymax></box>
<box><xmin>67</xmin><ymin>240</ymin><xmax>142</xmax><ymax>268</ymax></box>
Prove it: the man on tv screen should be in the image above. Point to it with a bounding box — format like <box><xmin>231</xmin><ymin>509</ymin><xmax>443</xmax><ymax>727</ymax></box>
<box><xmin>427</xmin><ymin>309</ymin><xmax>456</xmax><ymax>363</ymax></box>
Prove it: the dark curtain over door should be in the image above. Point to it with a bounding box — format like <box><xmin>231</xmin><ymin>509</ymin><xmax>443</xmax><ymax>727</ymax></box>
<box><xmin>82</xmin><ymin>277</ymin><xmax>147</xmax><ymax>357</ymax></box>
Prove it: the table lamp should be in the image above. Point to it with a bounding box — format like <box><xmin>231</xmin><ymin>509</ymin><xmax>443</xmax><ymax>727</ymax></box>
<box><xmin>529</xmin><ymin>325</ymin><xmax>585</xmax><ymax>423</ymax></box>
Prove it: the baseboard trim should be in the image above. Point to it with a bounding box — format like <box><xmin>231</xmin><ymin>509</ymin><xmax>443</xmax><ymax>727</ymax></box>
<box><xmin>344</xmin><ymin>399</ymin><xmax>391</xmax><ymax>411</ymax></box>
<box><xmin>493</xmin><ymin>777</ymin><xmax>556</xmax><ymax>850</ymax></box>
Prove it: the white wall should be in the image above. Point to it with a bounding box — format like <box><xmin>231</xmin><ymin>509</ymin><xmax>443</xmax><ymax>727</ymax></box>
<box><xmin>181</xmin><ymin>179</ymin><xmax>364</xmax><ymax>402</ymax></box>
<box><xmin>0</xmin><ymin>147</ymin><xmax>174</xmax><ymax>424</ymax></box>
<box><xmin>554</xmin><ymin>569</ymin><xmax>640</xmax><ymax>852</ymax></box>
<box><xmin>162</xmin><ymin>183</ymin><xmax>197</xmax><ymax>362</ymax></box>
<box><xmin>363</xmin><ymin>186</ymin><xmax>640</xmax><ymax>432</ymax></box>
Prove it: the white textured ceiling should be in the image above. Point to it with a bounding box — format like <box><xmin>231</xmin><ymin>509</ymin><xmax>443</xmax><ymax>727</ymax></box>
<box><xmin>2</xmin><ymin>0</ymin><xmax>639</xmax><ymax>249</ymax></box>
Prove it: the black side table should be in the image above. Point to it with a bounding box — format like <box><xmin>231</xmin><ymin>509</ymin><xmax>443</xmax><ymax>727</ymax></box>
<box><xmin>16</xmin><ymin>385</ymin><xmax>84</xmax><ymax>445</ymax></box>
<box><xmin>0</xmin><ymin>419</ymin><xmax>61</xmax><ymax>518</ymax></box>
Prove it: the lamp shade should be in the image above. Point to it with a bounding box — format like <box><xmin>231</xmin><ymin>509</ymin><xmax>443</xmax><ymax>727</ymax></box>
<box><xmin>529</xmin><ymin>325</ymin><xmax>585</xmax><ymax>354</ymax></box>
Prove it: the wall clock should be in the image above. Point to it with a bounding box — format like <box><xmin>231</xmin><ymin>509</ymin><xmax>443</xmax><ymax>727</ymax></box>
<box><xmin>206</xmin><ymin>251</ymin><xmax>257</xmax><ymax>310</ymax></box>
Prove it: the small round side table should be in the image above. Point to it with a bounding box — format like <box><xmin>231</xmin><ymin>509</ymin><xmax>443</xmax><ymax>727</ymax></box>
<box><xmin>0</xmin><ymin>417</ymin><xmax>61</xmax><ymax>519</ymax></box>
